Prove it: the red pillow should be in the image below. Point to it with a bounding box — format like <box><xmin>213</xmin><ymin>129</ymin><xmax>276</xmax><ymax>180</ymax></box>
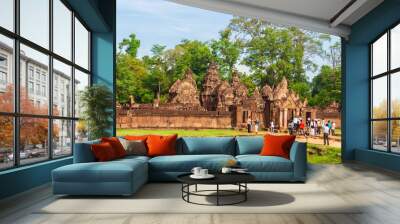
<box><xmin>91</xmin><ymin>142</ymin><xmax>117</xmax><ymax>161</ymax></box>
<box><xmin>146</xmin><ymin>134</ymin><xmax>178</xmax><ymax>157</ymax></box>
<box><xmin>260</xmin><ymin>134</ymin><xmax>296</xmax><ymax>159</ymax></box>
<box><xmin>125</xmin><ymin>135</ymin><xmax>148</xmax><ymax>141</ymax></box>
<box><xmin>101</xmin><ymin>137</ymin><xmax>126</xmax><ymax>158</ymax></box>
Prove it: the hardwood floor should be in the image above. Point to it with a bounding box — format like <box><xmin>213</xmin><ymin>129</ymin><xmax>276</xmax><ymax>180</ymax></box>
<box><xmin>1</xmin><ymin>162</ymin><xmax>400</xmax><ymax>224</ymax></box>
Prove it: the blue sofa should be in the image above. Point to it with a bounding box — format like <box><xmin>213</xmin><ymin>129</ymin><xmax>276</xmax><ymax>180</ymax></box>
<box><xmin>52</xmin><ymin>136</ymin><xmax>307</xmax><ymax>196</ymax></box>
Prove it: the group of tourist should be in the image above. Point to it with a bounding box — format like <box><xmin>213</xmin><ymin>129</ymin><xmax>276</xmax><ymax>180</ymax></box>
<box><xmin>287</xmin><ymin>117</ymin><xmax>336</xmax><ymax>145</ymax></box>
<box><xmin>247</xmin><ymin>118</ymin><xmax>261</xmax><ymax>134</ymax></box>
<box><xmin>246</xmin><ymin>117</ymin><xmax>336</xmax><ymax>146</ymax></box>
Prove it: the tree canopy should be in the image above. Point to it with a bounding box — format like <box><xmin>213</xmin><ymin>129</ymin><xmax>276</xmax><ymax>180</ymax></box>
<box><xmin>116</xmin><ymin>16</ymin><xmax>342</xmax><ymax>108</ymax></box>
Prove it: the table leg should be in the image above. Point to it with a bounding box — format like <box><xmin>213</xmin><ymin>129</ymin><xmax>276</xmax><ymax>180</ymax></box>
<box><xmin>245</xmin><ymin>183</ymin><xmax>247</xmax><ymax>201</ymax></box>
<box><xmin>195</xmin><ymin>184</ymin><xmax>198</xmax><ymax>192</ymax></box>
<box><xmin>217</xmin><ymin>184</ymin><xmax>219</xmax><ymax>206</ymax></box>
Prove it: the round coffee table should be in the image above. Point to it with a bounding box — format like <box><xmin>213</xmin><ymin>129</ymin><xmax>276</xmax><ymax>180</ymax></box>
<box><xmin>177</xmin><ymin>173</ymin><xmax>255</xmax><ymax>206</ymax></box>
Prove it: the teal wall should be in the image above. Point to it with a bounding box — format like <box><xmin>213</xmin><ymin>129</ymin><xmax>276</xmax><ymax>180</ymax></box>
<box><xmin>343</xmin><ymin>0</ymin><xmax>400</xmax><ymax>171</ymax></box>
<box><xmin>0</xmin><ymin>0</ymin><xmax>116</xmax><ymax>200</ymax></box>
<box><xmin>0</xmin><ymin>158</ymin><xmax>72</xmax><ymax>199</ymax></box>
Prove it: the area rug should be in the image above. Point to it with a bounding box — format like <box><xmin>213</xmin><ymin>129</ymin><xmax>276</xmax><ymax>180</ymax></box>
<box><xmin>37</xmin><ymin>183</ymin><xmax>361</xmax><ymax>214</ymax></box>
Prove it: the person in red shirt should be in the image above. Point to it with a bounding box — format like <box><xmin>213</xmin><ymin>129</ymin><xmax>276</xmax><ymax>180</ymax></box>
<box><xmin>299</xmin><ymin>119</ymin><xmax>305</xmax><ymax>135</ymax></box>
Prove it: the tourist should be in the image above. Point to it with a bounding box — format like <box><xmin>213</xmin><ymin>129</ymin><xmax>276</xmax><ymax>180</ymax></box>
<box><xmin>247</xmin><ymin>118</ymin><xmax>252</xmax><ymax>133</ymax></box>
<box><xmin>270</xmin><ymin>121</ymin><xmax>275</xmax><ymax>133</ymax></box>
<box><xmin>288</xmin><ymin>120</ymin><xmax>294</xmax><ymax>135</ymax></box>
<box><xmin>323</xmin><ymin>123</ymin><xmax>330</xmax><ymax>145</ymax></box>
<box><xmin>293</xmin><ymin>117</ymin><xmax>299</xmax><ymax>130</ymax></box>
<box><xmin>254</xmin><ymin>119</ymin><xmax>260</xmax><ymax>134</ymax></box>
<box><xmin>332</xmin><ymin>122</ymin><xmax>336</xmax><ymax>136</ymax></box>
<box><xmin>299</xmin><ymin>119</ymin><xmax>305</xmax><ymax>135</ymax></box>
<box><xmin>328</xmin><ymin>120</ymin><xmax>332</xmax><ymax>135</ymax></box>
<box><xmin>310</xmin><ymin>119</ymin><xmax>315</xmax><ymax>136</ymax></box>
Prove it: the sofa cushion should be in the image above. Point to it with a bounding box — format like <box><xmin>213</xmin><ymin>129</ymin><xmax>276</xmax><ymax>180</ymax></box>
<box><xmin>53</xmin><ymin>158</ymin><xmax>147</xmax><ymax>183</ymax></box>
<box><xmin>120</xmin><ymin>139</ymin><xmax>147</xmax><ymax>156</ymax></box>
<box><xmin>101</xmin><ymin>137</ymin><xmax>127</xmax><ymax>158</ymax></box>
<box><xmin>73</xmin><ymin>140</ymin><xmax>100</xmax><ymax>163</ymax></box>
<box><xmin>149</xmin><ymin>154</ymin><xmax>235</xmax><ymax>172</ymax></box>
<box><xmin>260</xmin><ymin>134</ymin><xmax>296</xmax><ymax>159</ymax></box>
<box><xmin>235</xmin><ymin>136</ymin><xmax>263</xmax><ymax>155</ymax></box>
<box><xmin>179</xmin><ymin>137</ymin><xmax>235</xmax><ymax>155</ymax></box>
<box><xmin>236</xmin><ymin>155</ymin><xmax>293</xmax><ymax>172</ymax></box>
<box><xmin>91</xmin><ymin>142</ymin><xmax>118</xmax><ymax>162</ymax></box>
<box><xmin>147</xmin><ymin>134</ymin><xmax>178</xmax><ymax>157</ymax></box>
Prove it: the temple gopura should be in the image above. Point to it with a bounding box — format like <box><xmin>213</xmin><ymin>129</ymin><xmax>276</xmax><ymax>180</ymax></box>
<box><xmin>117</xmin><ymin>62</ymin><xmax>340</xmax><ymax>130</ymax></box>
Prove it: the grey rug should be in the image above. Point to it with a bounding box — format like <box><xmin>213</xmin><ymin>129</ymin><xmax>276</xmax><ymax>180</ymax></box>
<box><xmin>38</xmin><ymin>183</ymin><xmax>361</xmax><ymax>214</ymax></box>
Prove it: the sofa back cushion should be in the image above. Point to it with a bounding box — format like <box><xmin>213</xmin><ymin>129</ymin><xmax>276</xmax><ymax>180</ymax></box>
<box><xmin>101</xmin><ymin>137</ymin><xmax>127</xmax><ymax>158</ymax></box>
<box><xmin>147</xmin><ymin>134</ymin><xmax>178</xmax><ymax>157</ymax></box>
<box><xmin>235</xmin><ymin>136</ymin><xmax>263</xmax><ymax>155</ymax></box>
<box><xmin>73</xmin><ymin>140</ymin><xmax>100</xmax><ymax>163</ymax></box>
<box><xmin>179</xmin><ymin>137</ymin><xmax>235</xmax><ymax>155</ymax></box>
<box><xmin>260</xmin><ymin>134</ymin><xmax>296</xmax><ymax>159</ymax></box>
<box><xmin>91</xmin><ymin>142</ymin><xmax>118</xmax><ymax>162</ymax></box>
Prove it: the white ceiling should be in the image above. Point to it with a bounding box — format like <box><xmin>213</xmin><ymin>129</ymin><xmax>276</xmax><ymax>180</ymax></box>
<box><xmin>169</xmin><ymin>0</ymin><xmax>384</xmax><ymax>38</ymax></box>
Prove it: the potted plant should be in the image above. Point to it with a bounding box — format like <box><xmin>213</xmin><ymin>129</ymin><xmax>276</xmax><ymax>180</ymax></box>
<box><xmin>80</xmin><ymin>84</ymin><xmax>113</xmax><ymax>140</ymax></box>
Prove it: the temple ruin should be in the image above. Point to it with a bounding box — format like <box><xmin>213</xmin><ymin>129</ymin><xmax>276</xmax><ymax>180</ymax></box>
<box><xmin>117</xmin><ymin>62</ymin><xmax>340</xmax><ymax>130</ymax></box>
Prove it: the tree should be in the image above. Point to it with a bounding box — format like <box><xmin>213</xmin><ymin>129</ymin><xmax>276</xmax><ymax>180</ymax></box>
<box><xmin>174</xmin><ymin>40</ymin><xmax>214</xmax><ymax>87</ymax></box>
<box><xmin>118</xmin><ymin>33</ymin><xmax>141</xmax><ymax>57</ymax></box>
<box><xmin>290</xmin><ymin>82</ymin><xmax>311</xmax><ymax>101</ymax></box>
<box><xmin>80</xmin><ymin>84</ymin><xmax>114</xmax><ymax>139</ymax></box>
<box><xmin>116</xmin><ymin>53</ymin><xmax>150</xmax><ymax>104</ymax></box>
<box><xmin>319</xmin><ymin>34</ymin><xmax>341</xmax><ymax>69</ymax></box>
<box><xmin>0</xmin><ymin>85</ymin><xmax>51</xmax><ymax>151</ymax></box>
<box><xmin>142</xmin><ymin>40</ymin><xmax>214</xmax><ymax>101</ymax></box>
<box><xmin>228</xmin><ymin>17</ymin><xmax>324</xmax><ymax>90</ymax></box>
<box><xmin>308</xmin><ymin>65</ymin><xmax>341</xmax><ymax>108</ymax></box>
<box><xmin>210</xmin><ymin>28</ymin><xmax>242</xmax><ymax>79</ymax></box>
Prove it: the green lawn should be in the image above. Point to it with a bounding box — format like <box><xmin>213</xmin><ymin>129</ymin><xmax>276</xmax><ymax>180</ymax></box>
<box><xmin>307</xmin><ymin>143</ymin><xmax>341</xmax><ymax>164</ymax></box>
<box><xmin>117</xmin><ymin>129</ymin><xmax>342</xmax><ymax>164</ymax></box>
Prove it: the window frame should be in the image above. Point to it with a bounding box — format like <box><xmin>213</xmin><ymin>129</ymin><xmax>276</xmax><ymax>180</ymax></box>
<box><xmin>0</xmin><ymin>0</ymin><xmax>92</xmax><ymax>171</ymax></box>
<box><xmin>370</xmin><ymin>22</ymin><xmax>400</xmax><ymax>154</ymax></box>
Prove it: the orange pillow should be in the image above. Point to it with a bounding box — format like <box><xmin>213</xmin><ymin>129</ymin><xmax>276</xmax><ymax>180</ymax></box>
<box><xmin>125</xmin><ymin>135</ymin><xmax>148</xmax><ymax>141</ymax></box>
<box><xmin>260</xmin><ymin>134</ymin><xmax>296</xmax><ymax>159</ymax></box>
<box><xmin>91</xmin><ymin>142</ymin><xmax>117</xmax><ymax>161</ymax></box>
<box><xmin>146</xmin><ymin>134</ymin><xmax>178</xmax><ymax>157</ymax></box>
<box><xmin>101</xmin><ymin>137</ymin><xmax>126</xmax><ymax>158</ymax></box>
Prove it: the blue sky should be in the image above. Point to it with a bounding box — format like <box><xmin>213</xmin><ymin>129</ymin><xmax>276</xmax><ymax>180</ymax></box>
<box><xmin>117</xmin><ymin>0</ymin><xmax>339</xmax><ymax>79</ymax></box>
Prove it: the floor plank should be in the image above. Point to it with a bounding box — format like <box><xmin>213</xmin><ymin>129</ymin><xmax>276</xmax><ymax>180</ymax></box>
<box><xmin>1</xmin><ymin>163</ymin><xmax>400</xmax><ymax>224</ymax></box>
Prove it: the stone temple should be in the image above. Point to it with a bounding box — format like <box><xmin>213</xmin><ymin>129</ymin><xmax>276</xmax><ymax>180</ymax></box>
<box><xmin>117</xmin><ymin>62</ymin><xmax>340</xmax><ymax>130</ymax></box>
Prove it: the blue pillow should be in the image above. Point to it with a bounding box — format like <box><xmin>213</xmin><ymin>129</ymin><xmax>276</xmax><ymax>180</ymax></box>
<box><xmin>235</xmin><ymin>136</ymin><xmax>264</xmax><ymax>155</ymax></box>
<box><xmin>73</xmin><ymin>140</ymin><xmax>100</xmax><ymax>163</ymax></box>
<box><xmin>180</xmin><ymin>137</ymin><xmax>235</xmax><ymax>155</ymax></box>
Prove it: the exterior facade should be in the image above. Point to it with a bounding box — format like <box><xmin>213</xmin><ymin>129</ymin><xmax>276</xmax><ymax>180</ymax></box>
<box><xmin>118</xmin><ymin>62</ymin><xmax>340</xmax><ymax>130</ymax></box>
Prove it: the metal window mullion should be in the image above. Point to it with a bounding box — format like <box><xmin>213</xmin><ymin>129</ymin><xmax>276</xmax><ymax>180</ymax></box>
<box><xmin>370</xmin><ymin>45</ymin><xmax>373</xmax><ymax>149</ymax></box>
<box><xmin>71</xmin><ymin>10</ymin><xmax>76</xmax><ymax>155</ymax></box>
<box><xmin>13</xmin><ymin>0</ymin><xmax>20</xmax><ymax>167</ymax></box>
<box><xmin>48</xmin><ymin>0</ymin><xmax>54</xmax><ymax>160</ymax></box>
<box><xmin>388</xmin><ymin>30</ymin><xmax>391</xmax><ymax>153</ymax></box>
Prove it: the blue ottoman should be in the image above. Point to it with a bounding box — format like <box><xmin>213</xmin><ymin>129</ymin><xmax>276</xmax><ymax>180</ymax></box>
<box><xmin>52</xmin><ymin>157</ymin><xmax>148</xmax><ymax>196</ymax></box>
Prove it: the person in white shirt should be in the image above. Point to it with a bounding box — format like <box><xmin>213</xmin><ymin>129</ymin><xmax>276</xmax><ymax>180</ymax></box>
<box><xmin>254</xmin><ymin>119</ymin><xmax>260</xmax><ymax>134</ymax></box>
<box><xmin>323</xmin><ymin>123</ymin><xmax>330</xmax><ymax>145</ymax></box>
<box><xmin>270</xmin><ymin>121</ymin><xmax>274</xmax><ymax>133</ymax></box>
<box><xmin>331</xmin><ymin>122</ymin><xmax>336</xmax><ymax>136</ymax></box>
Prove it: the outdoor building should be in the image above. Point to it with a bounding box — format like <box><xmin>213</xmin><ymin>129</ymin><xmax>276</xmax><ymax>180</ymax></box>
<box><xmin>1</xmin><ymin>0</ymin><xmax>400</xmax><ymax>224</ymax></box>
<box><xmin>117</xmin><ymin>62</ymin><xmax>339</xmax><ymax>131</ymax></box>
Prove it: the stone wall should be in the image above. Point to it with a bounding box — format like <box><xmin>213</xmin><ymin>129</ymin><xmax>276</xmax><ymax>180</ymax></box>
<box><xmin>117</xmin><ymin>109</ymin><xmax>232</xmax><ymax>129</ymax></box>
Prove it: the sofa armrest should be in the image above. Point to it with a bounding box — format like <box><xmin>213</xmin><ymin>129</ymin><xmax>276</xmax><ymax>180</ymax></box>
<box><xmin>289</xmin><ymin>141</ymin><xmax>307</xmax><ymax>181</ymax></box>
<box><xmin>73</xmin><ymin>140</ymin><xmax>100</xmax><ymax>163</ymax></box>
